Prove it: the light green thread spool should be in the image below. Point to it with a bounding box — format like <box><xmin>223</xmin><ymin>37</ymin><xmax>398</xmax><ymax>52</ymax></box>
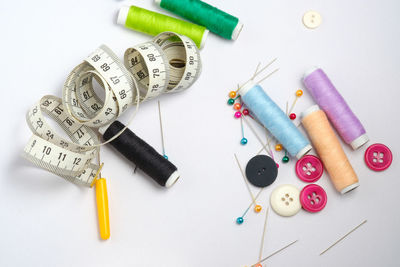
<box><xmin>156</xmin><ymin>0</ymin><xmax>243</xmax><ymax>40</ymax></box>
<box><xmin>117</xmin><ymin>5</ymin><xmax>209</xmax><ymax>49</ymax></box>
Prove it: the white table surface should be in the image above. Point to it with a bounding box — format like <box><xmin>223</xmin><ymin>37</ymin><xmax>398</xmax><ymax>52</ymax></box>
<box><xmin>1</xmin><ymin>0</ymin><xmax>399</xmax><ymax>266</ymax></box>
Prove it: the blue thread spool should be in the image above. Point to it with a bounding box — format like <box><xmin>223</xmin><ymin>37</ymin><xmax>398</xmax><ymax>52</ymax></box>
<box><xmin>239</xmin><ymin>82</ymin><xmax>312</xmax><ymax>159</ymax></box>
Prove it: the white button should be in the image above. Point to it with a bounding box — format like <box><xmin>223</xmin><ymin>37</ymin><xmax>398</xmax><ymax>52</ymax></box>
<box><xmin>303</xmin><ymin>11</ymin><xmax>322</xmax><ymax>29</ymax></box>
<box><xmin>270</xmin><ymin>184</ymin><xmax>301</xmax><ymax>217</ymax></box>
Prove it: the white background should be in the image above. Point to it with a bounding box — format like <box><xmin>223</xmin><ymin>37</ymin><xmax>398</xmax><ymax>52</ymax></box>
<box><xmin>0</xmin><ymin>0</ymin><xmax>399</xmax><ymax>266</ymax></box>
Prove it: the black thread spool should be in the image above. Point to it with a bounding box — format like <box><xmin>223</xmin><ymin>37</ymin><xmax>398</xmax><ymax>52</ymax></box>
<box><xmin>100</xmin><ymin>120</ymin><xmax>180</xmax><ymax>187</ymax></box>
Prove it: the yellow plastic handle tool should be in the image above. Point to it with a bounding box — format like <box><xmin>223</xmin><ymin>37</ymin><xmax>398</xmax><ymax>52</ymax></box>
<box><xmin>95</xmin><ymin>178</ymin><xmax>110</xmax><ymax>240</ymax></box>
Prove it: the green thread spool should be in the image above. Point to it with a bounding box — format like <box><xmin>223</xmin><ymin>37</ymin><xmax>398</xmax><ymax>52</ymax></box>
<box><xmin>117</xmin><ymin>5</ymin><xmax>209</xmax><ymax>49</ymax></box>
<box><xmin>156</xmin><ymin>0</ymin><xmax>243</xmax><ymax>40</ymax></box>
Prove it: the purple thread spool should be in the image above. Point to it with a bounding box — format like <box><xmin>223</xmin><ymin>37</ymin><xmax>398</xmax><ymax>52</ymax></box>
<box><xmin>303</xmin><ymin>68</ymin><xmax>368</xmax><ymax>150</ymax></box>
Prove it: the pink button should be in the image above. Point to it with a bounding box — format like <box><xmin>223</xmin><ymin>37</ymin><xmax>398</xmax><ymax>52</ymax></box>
<box><xmin>364</xmin><ymin>143</ymin><xmax>392</xmax><ymax>171</ymax></box>
<box><xmin>295</xmin><ymin>155</ymin><xmax>323</xmax><ymax>183</ymax></box>
<box><xmin>300</xmin><ymin>184</ymin><xmax>327</xmax><ymax>213</ymax></box>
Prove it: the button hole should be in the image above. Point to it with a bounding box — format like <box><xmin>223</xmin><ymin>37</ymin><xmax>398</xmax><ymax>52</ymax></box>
<box><xmin>312</xmin><ymin>192</ymin><xmax>316</xmax><ymax>197</ymax></box>
<box><xmin>308</xmin><ymin>195</ymin><xmax>311</xmax><ymax>199</ymax></box>
<box><xmin>373</xmin><ymin>152</ymin><xmax>377</xmax><ymax>156</ymax></box>
<box><xmin>289</xmin><ymin>197</ymin><xmax>293</xmax><ymax>202</ymax></box>
<box><xmin>285</xmin><ymin>194</ymin><xmax>289</xmax><ymax>197</ymax></box>
<box><xmin>281</xmin><ymin>197</ymin><xmax>285</xmax><ymax>201</ymax></box>
<box><xmin>311</xmin><ymin>200</ymin><xmax>314</xmax><ymax>205</ymax></box>
<box><xmin>311</xmin><ymin>167</ymin><xmax>316</xmax><ymax>172</ymax></box>
<box><xmin>285</xmin><ymin>201</ymin><xmax>289</xmax><ymax>206</ymax></box>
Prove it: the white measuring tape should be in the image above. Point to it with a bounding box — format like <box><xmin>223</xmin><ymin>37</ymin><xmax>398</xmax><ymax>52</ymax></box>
<box><xmin>23</xmin><ymin>32</ymin><xmax>202</xmax><ymax>187</ymax></box>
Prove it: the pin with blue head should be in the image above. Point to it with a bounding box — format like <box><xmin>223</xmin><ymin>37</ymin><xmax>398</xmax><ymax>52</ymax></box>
<box><xmin>236</xmin><ymin>217</ymin><xmax>244</xmax><ymax>225</ymax></box>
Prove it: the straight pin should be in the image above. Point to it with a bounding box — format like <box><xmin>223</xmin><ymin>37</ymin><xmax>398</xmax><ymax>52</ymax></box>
<box><xmin>288</xmin><ymin>97</ymin><xmax>298</xmax><ymax>115</ymax></box>
<box><xmin>320</xmin><ymin>219</ymin><xmax>367</xmax><ymax>255</ymax></box>
<box><xmin>252</xmin><ymin>59</ymin><xmax>277</xmax><ymax>81</ymax></box>
<box><xmin>288</xmin><ymin>89</ymin><xmax>303</xmax><ymax>115</ymax></box>
<box><xmin>251</xmin><ymin>62</ymin><xmax>261</xmax><ymax>80</ymax></box>
<box><xmin>256</xmin><ymin>138</ymin><xmax>273</xmax><ymax>156</ymax></box>
<box><xmin>238</xmin><ymin>94</ymin><xmax>248</xmax><ymax>145</ymax></box>
<box><xmin>236</xmin><ymin>59</ymin><xmax>277</xmax><ymax>93</ymax></box>
<box><xmin>242</xmin><ymin>115</ymin><xmax>271</xmax><ymax>157</ymax></box>
<box><xmin>265</xmin><ymin>130</ymin><xmax>274</xmax><ymax>160</ymax></box>
<box><xmin>157</xmin><ymin>101</ymin><xmax>168</xmax><ymax>159</ymax></box>
<box><xmin>240</xmin><ymin>116</ymin><xmax>248</xmax><ymax>145</ymax></box>
<box><xmin>236</xmin><ymin>189</ymin><xmax>263</xmax><ymax>225</ymax></box>
<box><xmin>251</xmin><ymin>240</ymin><xmax>298</xmax><ymax>266</ymax></box>
<box><xmin>255</xmin><ymin>68</ymin><xmax>280</xmax><ymax>85</ymax></box>
<box><xmin>234</xmin><ymin>154</ymin><xmax>261</xmax><ymax>213</ymax></box>
<box><xmin>258</xmin><ymin>207</ymin><xmax>270</xmax><ymax>263</ymax></box>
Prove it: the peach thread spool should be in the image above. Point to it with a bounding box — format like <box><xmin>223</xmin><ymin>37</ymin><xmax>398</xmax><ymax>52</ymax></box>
<box><xmin>301</xmin><ymin>105</ymin><xmax>359</xmax><ymax>194</ymax></box>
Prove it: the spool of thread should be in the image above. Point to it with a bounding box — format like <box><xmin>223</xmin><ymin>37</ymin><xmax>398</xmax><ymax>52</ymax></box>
<box><xmin>239</xmin><ymin>81</ymin><xmax>312</xmax><ymax>159</ymax></box>
<box><xmin>117</xmin><ymin>5</ymin><xmax>208</xmax><ymax>49</ymax></box>
<box><xmin>303</xmin><ymin>68</ymin><xmax>368</xmax><ymax>150</ymax></box>
<box><xmin>301</xmin><ymin>105</ymin><xmax>359</xmax><ymax>194</ymax></box>
<box><xmin>99</xmin><ymin>120</ymin><xmax>180</xmax><ymax>187</ymax></box>
<box><xmin>156</xmin><ymin>0</ymin><xmax>243</xmax><ymax>40</ymax></box>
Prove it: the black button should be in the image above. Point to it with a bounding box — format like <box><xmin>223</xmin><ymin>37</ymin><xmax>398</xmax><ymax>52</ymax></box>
<box><xmin>245</xmin><ymin>155</ymin><xmax>278</xmax><ymax>187</ymax></box>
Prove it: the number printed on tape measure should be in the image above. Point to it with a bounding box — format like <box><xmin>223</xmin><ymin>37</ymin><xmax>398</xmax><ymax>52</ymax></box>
<box><xmin>23</xmin><ymin>96</ymin><xmax>100</xmax><ymax>186</ymax></box>
<box><xmin>124</xmin><ymin>42</ymin><xmax>169</xmax><ymax>101</ymax></box>
<box><xmin>24</xmin><ymin>32</ymin><xmax>202</xmax><ymax>187</ymax></box>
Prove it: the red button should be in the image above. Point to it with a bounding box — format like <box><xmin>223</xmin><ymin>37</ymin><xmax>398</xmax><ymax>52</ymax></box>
<box><xmin>295</xmin><ymin>155</ymin><xmax>323</xmax><ymax>183</ymax></box>
<box><xmin>300</xmin><ymin>184</ymin><xmax>327</xmax><ymax>213</ymax></box>
<box><xmin>364</xmin><ymin>143</ymin><xmax>392</xmax><ymax>171</ymax></box>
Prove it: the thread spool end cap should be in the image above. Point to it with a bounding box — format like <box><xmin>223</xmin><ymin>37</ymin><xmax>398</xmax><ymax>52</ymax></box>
<box><xmin>238</xmin><ymin>80</ymin><xmax>256</xmax><ymax>96</ymax></box>
<box><xmin>200</xmin><ymin>29</ymin><xmax>209</xmax><ymax>49</ymax></box>
<box><xmin>303</xmin><ymin>67</ymin><xmax>320</xmax><ymax>81</ymax></box>
<box><xmin>296</xmin><ymin>144</ymin><xmax>312</xmax><ymax>159</ymax></box>
<box><xmin>231</xmin><ymin>21</ymin><xmax>244</xmax><ymax>40</ymax></box>
<box><xmin>154</xmin><ymin>0</ymin><xmax>161</xmax><ymax>5</ymax></box>
<box><xmin>301</xmin><ymin>105</ymin><xmax>320</xmax><ymax>120</ymax></box>
<box><xmin>340</xmin><ymin>182</ymin><xmax>359</xmax><ymax>194</ymax></box>
<box><xmin>350</xmin><ymin>134</ymin><xmax>369</xmax><ymax>150</ymax></box>
<box><xmin>165</xmin><ymin>170</ymin><xmax>180</xmax><ymax>188</ymax></box>
<box><xmin>117</xmin><ymin>6</ymin><xmax>130</xmax><ymax>26</ymax></box>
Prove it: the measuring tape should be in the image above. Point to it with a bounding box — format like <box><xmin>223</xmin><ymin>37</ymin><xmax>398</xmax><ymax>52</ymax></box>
<box><xmin>23</xmin><ymin>32</ymin><xmax>202</xmax><ymax>187</ymax></box>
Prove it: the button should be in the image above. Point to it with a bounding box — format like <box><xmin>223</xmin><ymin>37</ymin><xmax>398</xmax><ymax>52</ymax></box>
<box><xmin>270</xmin><ymin>184</ymin><xmax>301</xmax><ymax>217</ymax></box>
<box><xmin>364</xmin><ymin>143</ymin><xmax>392</xmax><ymax>171</ymax></box>
<box><xmin>245</xmin><ymin>155</ymin><xmax>278</xmax><ymax>187</ymax></box>
<box><xmin>295</xmin><ymin>155</ymin><xmax>323</xmax><ymax>183</ymax></box>
<box><xmin>303</xmin><ymin>11</ymin><xmax>322</xmax><ymax>29</ymax></box>
<box><xmin>300</xmin><ymin>184</ymin><xmax>327</xmax><ymax>213</ymax></box>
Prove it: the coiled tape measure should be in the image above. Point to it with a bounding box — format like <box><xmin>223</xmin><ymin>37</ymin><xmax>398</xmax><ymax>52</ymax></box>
<box><xmin>23</xmin><ymin>32</ymin><xmax>201</xmax><ymax>186</ymax></box>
